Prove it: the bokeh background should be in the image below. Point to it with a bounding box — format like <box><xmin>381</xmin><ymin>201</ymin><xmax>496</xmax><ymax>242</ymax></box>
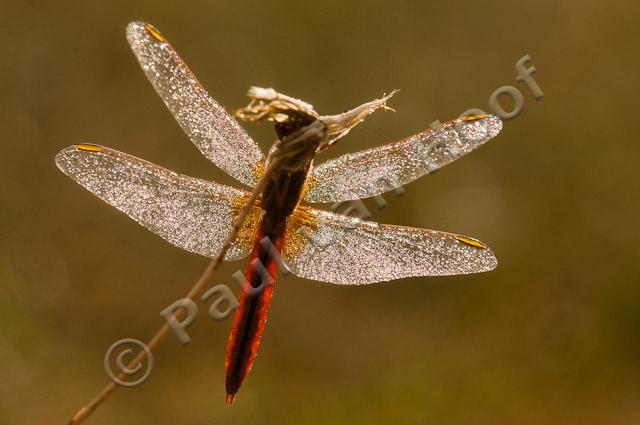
<box><xmin>1</xmin><ymin>1</ymin><xmax>639</xmax><ymax>424</ymax></box>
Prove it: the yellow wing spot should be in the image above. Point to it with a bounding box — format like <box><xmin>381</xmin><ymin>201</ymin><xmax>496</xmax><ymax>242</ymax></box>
<box><xmin>463</xmin><ymin>114</ymin><xmax>490</xmax><ymax>122</ymax></box>
<box><xmin>456</xmin><ymin>235</ymin><xmax>487</xmax><ymax>249</ymax></box>
<box><xmin>144</xmin><ymin>23</ymin><xmax>166</xmax><ymax>42</ymax></box>
<box><xmin>73</xmin><ymin>144</ymin><xmax>104</xmax><ymax>152</ymax></box>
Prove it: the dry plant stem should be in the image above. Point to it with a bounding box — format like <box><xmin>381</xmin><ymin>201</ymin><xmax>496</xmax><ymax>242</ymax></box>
<box><xmin>67</xmin><ymin>155</ymin><xmax>284</xmax><ymax>425</ymax></box>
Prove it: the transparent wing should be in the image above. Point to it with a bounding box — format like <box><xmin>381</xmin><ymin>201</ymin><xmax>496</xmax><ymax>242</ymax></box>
<box><xmin>55</xmin><ymin>144</ymin><xmax>263</xmax><ymax>260</ymax></box>
<box><xmin>126</xmin><ymin>21</ymin><xmax>265</xmax><ymax>187</ymax></box>
<box><xmin>282</xmin><ymin>206</ymin><xmax>497</xmax><ymax>284</ymax></box>
<box><xmin>304</xmin><ymin>115</ymin><xmax>502</xmax><ymax>203</ymax></box>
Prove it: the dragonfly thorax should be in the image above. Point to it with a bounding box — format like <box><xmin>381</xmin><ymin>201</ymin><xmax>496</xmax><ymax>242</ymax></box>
<box><xmin>260</xmin><ymin>120</ymin><xmax>326</xmax><ymax>216</ymax></box>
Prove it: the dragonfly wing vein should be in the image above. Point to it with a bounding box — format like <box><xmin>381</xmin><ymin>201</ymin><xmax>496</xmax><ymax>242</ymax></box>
<box><xmin>282</xmin><ymin>206</ymin><xmax>497</xmax><ymax>284</ymax></box>
<box><xmin>55</xmin><ymin>145</ymin><xmax>257</xmax><ymax>260</ymax></box>
<box><xmin>127</xmin><ymin>22</ymin><xmax>265</xmax><ymax>187</ymax></box>
<box><xmin>304</xmin><ymin>114</ymin><xmax>502</xmax><ymax>203</ymax></box>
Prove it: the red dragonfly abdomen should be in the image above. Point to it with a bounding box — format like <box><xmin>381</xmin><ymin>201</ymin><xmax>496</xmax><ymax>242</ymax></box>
<box><xmin>225</xmin><ymin>217</ymin><xmax>286</xmax><ymax>403</ymax></box>
<box><xmin>225</xmin><ymin>119</ymin><xmax>324</xmax><ymax>403</ymax></box>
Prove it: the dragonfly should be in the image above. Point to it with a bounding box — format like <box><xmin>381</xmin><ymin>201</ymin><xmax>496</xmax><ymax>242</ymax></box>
<box><xmin>55</xmin><ymin>22</ymin><xmax>503</xmax><ymax>404</ymax></box>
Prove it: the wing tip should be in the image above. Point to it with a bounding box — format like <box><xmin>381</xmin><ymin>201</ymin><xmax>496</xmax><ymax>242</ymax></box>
<box><xmin>479</xmin><ymin>245</ymin><xmax>499</xmax><ymax>273</ymax></box>
<box><xmin>126</xmin><ymin>21</ymin><xmax>144</xmax><ymax>36</ymax></box>
<box><xmin>463</xmin><ymin>113</ymin><xmax>503</xmax><ymax>139</ymax></box>
<box><xmin>484</xmin><ymin>249</ymin><xmax>499</xmax><ymax>272</ymax></box>
<box><xmin>454</xmin><ymin>234</ymin><xmax>498</xmax><ymax>273</ymax></box>
<box><xmin>55</xmin><ymin>144</ymin><xmax>105</xmax><ymax>174</ymax></box>
<box><xmin>485</xmin><ymin>114</ymin><xmax>503</xmax><ymax>137</ymax></box>
<box><xmin>54</xmin><ymin>147</ymin><xmax>72</xmax><ymax>173</ymax></box>
<box><xmin>126</xmin><ymin>21</ymin><xmax>166</xmax><ymax>44</ymax></box>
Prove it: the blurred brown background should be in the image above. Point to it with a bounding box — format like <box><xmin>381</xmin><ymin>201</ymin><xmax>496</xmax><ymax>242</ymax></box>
<box><xmin>1</xmin><ymin>1</ymin><xmax>639</xmax><ymax>424</ymax></box>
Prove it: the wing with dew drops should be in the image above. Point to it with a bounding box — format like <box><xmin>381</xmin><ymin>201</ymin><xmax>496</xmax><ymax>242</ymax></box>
<box><xmin>126</xmin><ymin>21</ymin><xmax>266</xmax><ymax>187</ymax></box>
<box><xmin>55</xmin><ymin>144</ymin><xmax>263</xmax><ymax>260</ymax></box>
<box><xmin>281</xmin><ymin>205</ymin><xmax>497</xmax><ymax>284</ymax></box>
<box><xmin>304</xmin><ymin>114</ymin><xmax>502</xmax><ymax>203</ymax></box>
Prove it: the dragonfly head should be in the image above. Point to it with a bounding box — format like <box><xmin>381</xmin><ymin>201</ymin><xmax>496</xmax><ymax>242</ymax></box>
<box><xmin>235</xmin><ymin>87</ymin><xmax>319</xmax><ymax>124</ymax></box>
<box><xmin>236</xmin><ymin>87</ymin><xmax>398</xmax><ymax>153</ymax></box>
